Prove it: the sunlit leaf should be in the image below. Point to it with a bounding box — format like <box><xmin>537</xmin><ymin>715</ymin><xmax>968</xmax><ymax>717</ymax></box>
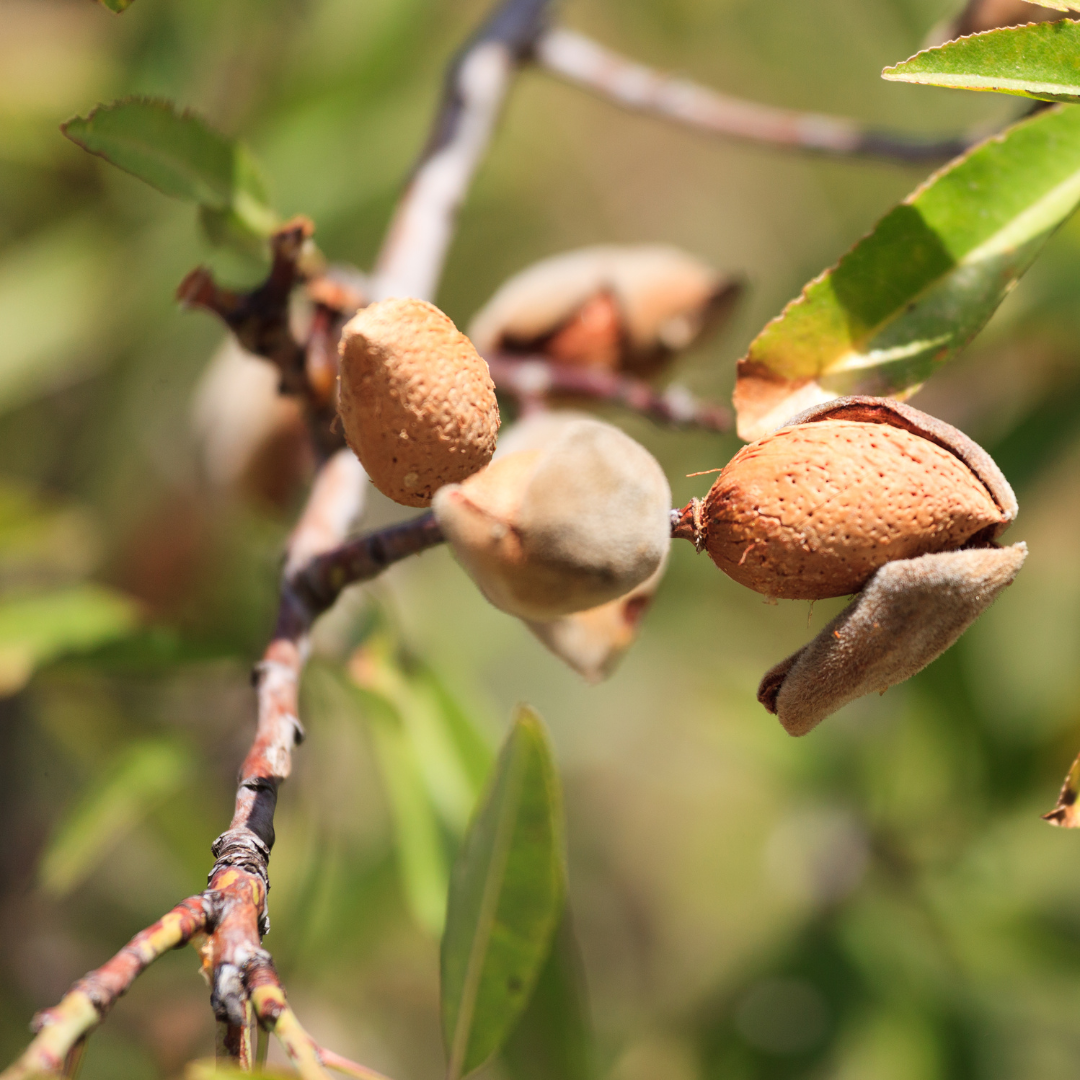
<box><xmin>98</xmin><ymin>0</ymin><xmax>136</xmax><ymax>11</ymax></box>
<box><xmin>883</xmin><ymin>22</ymin><xmax>1080</xmax><ymax>103</ymax></box>
<box><xmin>61</xmin><ymin>99</ymin><xmax>277</xmax><ymax>239</ymax></box>
<box><xmin>501</xmin><ymin>911</ymin><xmax>594</xmax><ymax>1080</ymax></box>
<box><xmin>354</xmin><ymin>677</ymin><xmax>449</xmax><ymax>936</ymax></box>
<box><xmin>442</xmin><ymin>707</ymin><xmax>566</xmax><ymax>1080</ymax></box>
<box><xmin>39</xmin><ymin>739</ymin><xmax>193</xmax><ymax>895</ymax></box>
<box><xmin>0</xmin><ymin>583</ymin><xmax>139</xmax><ymax>695</ymax></box>
<box><xmin>733</xmin><ymin>105</ymin><xmax>1080</xmax><ymax>441</ymax></box>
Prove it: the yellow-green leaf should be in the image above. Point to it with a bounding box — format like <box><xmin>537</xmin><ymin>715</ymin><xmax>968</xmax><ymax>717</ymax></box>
<box><xmin>62</xmin><ymin>98</ymin><xmax>277</xmax><ymax>240</ymax></box>
<box><xmin>884</xmin><ymin>21</ymin><xmax>1080</xmax><ymax>104</ymax></box>
<box><xmin>734</xmin><ymin>105</ymin><xmax>1080</xmax><ymax>441</ymax></box>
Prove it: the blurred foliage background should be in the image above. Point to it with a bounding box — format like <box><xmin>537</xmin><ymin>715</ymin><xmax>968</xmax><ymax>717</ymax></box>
<box><xmin>3</xmin><ymin>0</ymin><xmax>1080</xmax><ymax>1078</ymax></box>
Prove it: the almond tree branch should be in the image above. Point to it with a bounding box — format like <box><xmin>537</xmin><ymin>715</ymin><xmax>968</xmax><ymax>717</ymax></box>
<box><xmin>535</xmin><ymin>26</ymin><xmax>980</xmax><ymax>163</ymax></box>
<box><xmin>486</xmin><ymin>352</ymin><xmax>733</xmax><ymax>432</ymax></box>
<box><xmin>370</xmin><ymin>0</ymin><xmax>557</xmax><ymax>300</ymax></box>
<box><xmin>4</xmin><ymin>2</ymin><xmax>550</xmax><ymax>1074</ymax></box>
<box><xmin>0</xmin><ymin>897</ymin><xmax>209</xmax><ymax>1080</ymax></box>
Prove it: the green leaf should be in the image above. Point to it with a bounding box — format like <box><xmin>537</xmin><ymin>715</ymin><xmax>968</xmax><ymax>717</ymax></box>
<box><xmin>39</xmin><ymin>739</ymin><xmax>193</xmax><ymax>895</ymax></box>
<box><xmin>501</xmin><ymin>911</ymin><xmax>594</xmax><ymax>1080</ymax></box>
<box><xmin>883</xmin><ymin>21</ymin><xmax>1080</xmax><ymax>104</ymax></box>
<box><xmin>98</xmin><ymin>0</ymin><xmax>135</xmax><ymax>10</ymax></box>
<box><xmin>441</xmin><ymin>707</ymin><xmax>566</xmax><ymax>1080</ymax></box>
<box><xmin>353</xmin><ymin>635</ymin><xmax>493</xmax><ymax>836</ymax></box>
<box><xmin>734</xmin><ymin>104</ymin><xmax>1080</xmax><ymax>441</ymax></box>
<box><xmin>61</xmin><ymin>99</ymin><xmax>276</xmax><ymax>238</ymax></box>
<box><xmin>0</xmin><ymin>584</ymin><xmax>139</xmax><ymax>695</ymax></box>
<box><xmin>360</xmin><ymin>685</ymin><xmax>450</xmax><ymax>936</ymax></box>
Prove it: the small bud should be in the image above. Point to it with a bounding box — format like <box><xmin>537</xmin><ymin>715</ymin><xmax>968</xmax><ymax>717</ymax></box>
<box><xmin>338</xmin><ymin>298</ymin><xmax>500</xmax><ymax>507</ymax></box>
<box><xmin>433</xmin><ymin>417</ymin><xmax>671</xmax><ymax>620</ymax></box>
<box><xmin>469</xmin><ymin>245</ymin><xmax>740</xmax><ymax>377</ymax></box>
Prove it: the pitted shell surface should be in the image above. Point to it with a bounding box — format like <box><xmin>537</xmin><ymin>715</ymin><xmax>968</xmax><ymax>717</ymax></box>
<box><xmin>338</xmin><ymin>297</ymin><xmax>499</xmax><ymax>507</ymax></box>
<box><xmin>704</xmin><ymin>419</ymin><xmax>1008</xmax><ymax>600</ymax></box>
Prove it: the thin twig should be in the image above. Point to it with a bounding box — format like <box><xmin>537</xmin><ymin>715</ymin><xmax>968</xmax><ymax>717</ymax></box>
<box><xmin>370</xmin><ymin>0</ymin><xmax>557</xmax><ymax>300</ymax></box>
<box><xmin>0</xmin><ymin>897</ymin><xmax>209</xmax><ymax>1080</ymax></box>
<box><xmin>486</xmin><ymin>352</ymin><xmax>733</xmax><ymax>432</ymax></box>
<box><xmin>535</xmin><ymin>26</ymin><xmax>980</xmax><ymax>163</ymax></box>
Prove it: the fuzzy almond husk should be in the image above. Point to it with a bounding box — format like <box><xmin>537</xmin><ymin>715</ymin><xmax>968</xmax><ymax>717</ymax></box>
<box><xmin>525</xmin><ymin>556</ymin><xmax>667</xmax><ymax>682</ymax></box>
<box><xmin>338</xmin><ymin>298</ymin><xmax>499</xmax><ymax>507</ymax></box>
<box><xmin>433</xmin><ymin>417</ymin><xmax>671</xmax><ymax>621</ymax></box>
<box><xmin>468</xmin><ymin>245</ymin><xmax>739</xmax><ymax>376</ymax></box>
<box><xmin>759</xmin><ymin>544</ymin><xmax>1027</xmax><ymax>735</ymax></box>
<box><xmin>701</xmin><ymin>419</ymin><xmax>1008</xmax><ymax>600</ymax></box>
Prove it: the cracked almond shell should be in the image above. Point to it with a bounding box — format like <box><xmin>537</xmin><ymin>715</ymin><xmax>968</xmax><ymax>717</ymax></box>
<box><xmin>691</xmin><ymin>399</ymin><xmax>1013</xmax><ymax>601</ymax></box>
<box><xmin>338</xmin><ymin>297</ymin><xmax>500</xmax><ymax>507</ymax></box>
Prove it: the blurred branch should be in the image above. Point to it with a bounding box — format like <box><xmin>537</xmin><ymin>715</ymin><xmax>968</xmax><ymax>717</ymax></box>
<box><xmin>486</xmin><ymin>353</ymin><xmax>734</xmax><ymax>432</ymax></box>
<box><xmin>535</xmin><ymin>27</ymin><xmax>978</xmax><ymax>162</ymax></box>
<box><xmin>370</xmin><ymin>0</ymin><xmax>557</xmax><ymax>300</ymax></box>
<box><xmin>0</xmin><ymin>897</ymin><xmax>209</xmax><ymax>1080</ymax></box>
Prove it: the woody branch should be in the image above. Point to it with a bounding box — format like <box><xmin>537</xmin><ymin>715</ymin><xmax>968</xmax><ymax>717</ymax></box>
<box><xmin>2</xmin><ymin>0</ymin><xmax>554</xmax><ymax>1076</ymax></box>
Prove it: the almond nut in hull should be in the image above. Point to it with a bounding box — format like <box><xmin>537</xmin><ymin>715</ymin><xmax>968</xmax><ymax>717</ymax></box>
<box><xmin>702</xmin><ymin>419</ymin><xmax>1008</xmax><ymax>600</ymax></box>
<box><xmin>338</xmin><ymin>297</ymin><xmax>500</xmax><ymax>507</ymax></box>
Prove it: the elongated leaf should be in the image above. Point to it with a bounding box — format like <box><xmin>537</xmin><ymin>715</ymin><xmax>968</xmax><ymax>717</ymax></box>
<box><xmin>442</xmin><ymin>708</ymin><xmax>566</xmax><ymax>1080</ymax></box>
<box><xmin>361</xmin><ymin>687</ymin><xmax>449</xmax><ymax>936</ymax></box>
<box><xmin>501</xmin><ymin>911</ymin><xmax>594</xmax><ymax>1080</ymax></box>
<box><xmin>0</xmin><ymin>584</ymin><xmax>139</xmax><ymax>695</ymax></box>
<box><xmin>39</xmin><ymin>739</ymin><xmax>193</xmax><ymax>895</ymax></box>
<box><xmin>883</xmin><ymin>21</ymin><xmax>1080</xmax><ymax>103</ymax></box>
<box><xmin>734</xmin><ymin>105</ymin><xmax>1080</xmax><ymax>441</ymax></box>
<box><xmin>353</xmin><ymin>635</ymin><xmax>493</xmax><ymax>836</ymax></box>
<box><xmin>62</xmin><ymin>99</ymin><xmax>276</xmax><ymax>237</ymax></box>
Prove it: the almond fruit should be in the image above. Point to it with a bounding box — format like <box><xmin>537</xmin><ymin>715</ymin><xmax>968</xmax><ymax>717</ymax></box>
<box><xmin>338</xmin><ymin>297</ymin><xmax>500</xmax><ymax>507</ymax></box>
<box><xmin>468</xmin><ymin>245</ymin><xmax>741</xmax><ymax>377</ymax></box>
<box><xmin>433</xmin><ymin>417</ymin><xmax>671</xmax><ymax>620</ymax></box>
<box><xmin>675</xmin><ymin>398</ymin><xmax>1014</xmax><ymax>601</ymax></box>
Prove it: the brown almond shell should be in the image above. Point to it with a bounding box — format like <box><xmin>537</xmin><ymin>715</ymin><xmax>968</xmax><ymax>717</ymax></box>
<box><xmin>702</xmin><ymin>415</ymin><xmax>1010</xmax><ymax>600</ymax></box>
<box><xmin>338</xmin><ymin>298</ymin><xmax>499</xmax><ymax>507</ymax></box>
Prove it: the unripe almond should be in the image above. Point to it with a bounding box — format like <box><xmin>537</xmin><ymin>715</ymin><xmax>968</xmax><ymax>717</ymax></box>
<box><xmin>433</xmin><ymin>417</ymin><xmax>671</xmax><ymax>620</ymax></box>
<box><xmin>468</xmin><ymin>245</ymin><xmax>740</xmax><ymax>376</ymax></box>
<box><xmin>689</xmin><ymin>418</ymin><xmax>1009</xmax><ymax>601</ymax></box>
<box><xmin>338</xmin><ymin>298</ymin><xmax>500</xmax><ymax>507</ymax></box>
